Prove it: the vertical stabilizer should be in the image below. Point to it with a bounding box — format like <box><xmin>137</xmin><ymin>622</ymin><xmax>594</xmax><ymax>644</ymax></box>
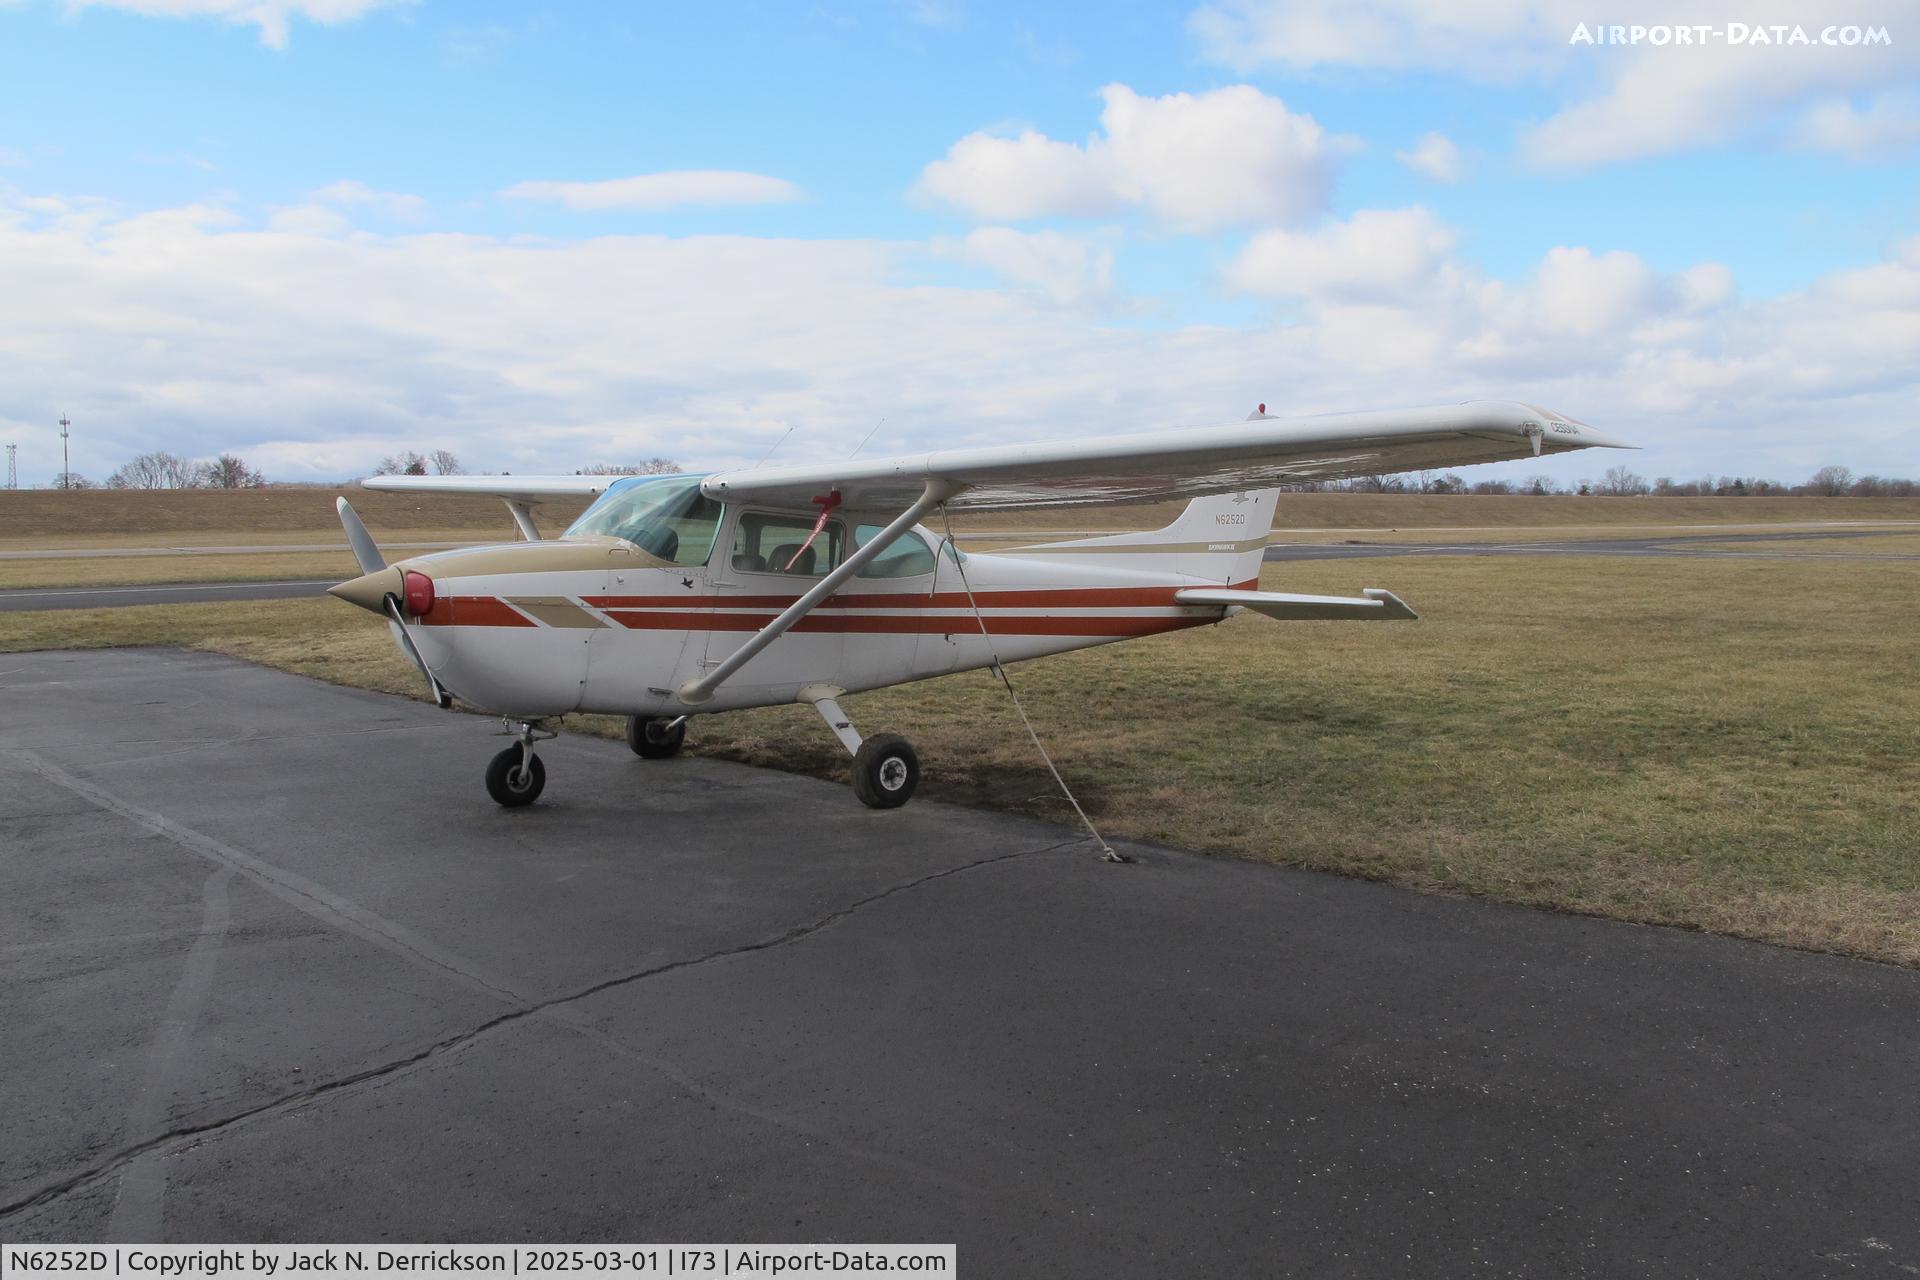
<box><xmin>1001</xmin><ymin>490</ymin><xmax>1278</xmax><ymax>585</ymax></box>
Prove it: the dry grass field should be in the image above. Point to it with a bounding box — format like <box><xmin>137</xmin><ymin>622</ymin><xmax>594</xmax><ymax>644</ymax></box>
<box><xmin>0</xmin><ymin>551</ymin><xmax>359</xmax><ymax>590</ymax></box>
<box><xmin>8</xmin><ymin>486</ymin><xmax>1920</xmax><ymax>544</ymax></box>
<box><xmin>7</xmin><ymin>488</ymin><xmax>1918</xmax><ymax>591</ymax></box>
<box><xmin>5</xmin><ymin>550</ymin><xmax>1915</xmax><ymax>966</ymax></box>
<box><xmin>0</xmin><ymin>487</ymin><xmax>596</xmax><ymax>542</ymax></box>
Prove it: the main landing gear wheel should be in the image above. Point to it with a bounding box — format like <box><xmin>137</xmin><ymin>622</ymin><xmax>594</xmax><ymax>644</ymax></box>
<box><xmin>485</xmin><ymin>745</ymin><xmax>546</xmax><ymax>807</ymax></box>
<box><xmin>852</xmin><ymin>733</ymin><xmax>919</xmax><ymax>809</ymax></box>
<box><xmin>626</xmin><ymin>715</ymin><xmax>686</xmax><ymax>759</ymax></box>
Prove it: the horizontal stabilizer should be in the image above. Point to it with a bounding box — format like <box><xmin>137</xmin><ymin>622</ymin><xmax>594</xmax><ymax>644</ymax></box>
<box><xmin>1175</xmin><ymin>587</ymin><xmax>1418</xmax><ymax>621</ymax></box>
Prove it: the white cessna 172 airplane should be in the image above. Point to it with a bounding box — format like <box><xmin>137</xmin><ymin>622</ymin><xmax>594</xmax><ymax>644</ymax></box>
<box><xmin>329</xmin><ymin>400</ymin><xmax>1629</xmax><ymax>810</ymax></box>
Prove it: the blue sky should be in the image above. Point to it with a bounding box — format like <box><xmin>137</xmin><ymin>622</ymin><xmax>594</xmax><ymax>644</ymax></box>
<box><xmin>2</xmin><ymin>0</ymin><xmax>1916</xmax><ymax>484</ymax></box>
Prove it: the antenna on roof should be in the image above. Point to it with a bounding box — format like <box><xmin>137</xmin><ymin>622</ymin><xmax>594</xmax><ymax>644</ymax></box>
<box><xmin>848</xmin><ymin>417</ymin><xmax>886</xmax><ymax>460</ymax></box>
<box><xmin>751</xmin><ymin>425</ymin><xmax>796</xmax><ymax>470</ymax></box>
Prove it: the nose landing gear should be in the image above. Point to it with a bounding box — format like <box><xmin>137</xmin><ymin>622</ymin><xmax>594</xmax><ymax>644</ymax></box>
<box><xmin>486</xmin><ymin>719</ymin><xmax>556</xmax><ymax>807</ymax></box>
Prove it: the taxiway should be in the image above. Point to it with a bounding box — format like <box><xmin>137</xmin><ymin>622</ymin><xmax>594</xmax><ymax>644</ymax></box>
<box><xmin>3</xmin><ymin>649</ymin><xmax>1916</xmax><ymax>1274</ymax></box>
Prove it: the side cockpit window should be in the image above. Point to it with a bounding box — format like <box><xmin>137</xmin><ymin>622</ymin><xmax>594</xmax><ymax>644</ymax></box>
<box><xmin>855</xmin><ymin>524</ymin><xmax>937</xmax><ymax>578</ymax></box>
<box><xmin>563</xmin><ymin>475</ymin><xmax>722</xmax><ymax>566</ymax></box>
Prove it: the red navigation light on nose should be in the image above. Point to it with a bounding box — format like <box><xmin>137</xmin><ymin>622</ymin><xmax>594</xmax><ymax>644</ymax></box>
<box><xmin>402</xmin><ymin>570</ymin><xmax>436</xmax><ymax>618</ymax></box>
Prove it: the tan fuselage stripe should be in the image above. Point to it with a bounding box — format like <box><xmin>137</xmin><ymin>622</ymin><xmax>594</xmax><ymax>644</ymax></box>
<box><xmin>396</xmin><ymin>539</ymin><xmax>674</xmax><ymax>578</ymax></box>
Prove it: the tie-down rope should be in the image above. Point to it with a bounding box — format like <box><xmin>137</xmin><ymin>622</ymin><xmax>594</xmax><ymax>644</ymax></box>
<box><xmin>939</xmin><ymin>504</ymin><xmax>1123</xmax><ymax>863</ymax></box>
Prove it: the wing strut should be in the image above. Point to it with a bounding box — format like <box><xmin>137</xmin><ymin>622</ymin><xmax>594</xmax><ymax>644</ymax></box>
<box><xmin>676</xmin><ymin>479</ymin><xmax>959</xmax><ymax>705</ymax></box>
<box><xmin>503</xmin><ymin>500</ymin><xmax>541</xmax><ymax>541</ymax></box>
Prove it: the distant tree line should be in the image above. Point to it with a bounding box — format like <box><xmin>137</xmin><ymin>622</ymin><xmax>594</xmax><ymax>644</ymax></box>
<box><xmin>373</xmin><ymin>448</ymin><xmax>464</xmax><ymax>477</ymax></box>
<box><xmin>575</xmin><ymin>459</ymin><xmax>682</xmax><ymax>476</ymax></box>
<box><xmin>366</xmin><ymin>453</ymin><xmax>682</xmax><ymax>478</ymax></box>
<box><xmin>77</xmin><ymin>450</ymin><xmax>268</xmax><ymax>490</ymax></box>
<box><xmin>1278</xmin><ymin>464</ymin><xmax>1917</xmax><ymax>498</ymax></box>
<box><xmin>36</xmin><ymin>448</ymin><xmax>689</xmax><ymax>488</ymax></box>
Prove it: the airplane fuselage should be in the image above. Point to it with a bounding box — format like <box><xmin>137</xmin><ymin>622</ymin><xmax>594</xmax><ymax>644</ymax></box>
<box><xmin>384</xmin><ymin>527</ymin><xmax>1240</xmax><ymax>719</ymax></box>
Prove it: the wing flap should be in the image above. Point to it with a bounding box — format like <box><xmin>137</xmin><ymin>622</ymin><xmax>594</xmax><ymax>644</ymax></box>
<box><xmin>1177</xmin><ymin>587</ymin><xmax>1419</xmax><ymax>621</ymax></box>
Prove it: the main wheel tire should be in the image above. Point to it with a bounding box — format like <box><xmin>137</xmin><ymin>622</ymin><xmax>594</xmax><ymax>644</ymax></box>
<box><xmin>626</xmin><ymin>715</ymin><xmax>686</xmax><ymax>759</ymax></box>
<box><xmin>486</xmin><ymin>746</ymin><xmax>546</xmax><ymax>807</ymax></box>
<box><xmin>852</xmin><ymin>733</ymin><xmax>919</xmax><ymax>809</ymax></box>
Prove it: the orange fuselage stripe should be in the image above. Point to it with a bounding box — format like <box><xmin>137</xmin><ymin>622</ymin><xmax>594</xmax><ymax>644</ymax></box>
<box><xmin>578</xmin><ymin>579</ymin><xmax>1258</xmax><ymax>612</ymax></box>
<box><xmin>415</xmin><ymin>580</ymin><xmax>1251</xmax><ymax>635</ymax></box>
<box><xmin>601</xmin><ymin>611</ymin><xmax>1213</xmax><ymax>637</ymax></box>
<box><xmin>419</xmin><ymin>597</ymin><xmax>537</xmax><ymax>628</ymax></box>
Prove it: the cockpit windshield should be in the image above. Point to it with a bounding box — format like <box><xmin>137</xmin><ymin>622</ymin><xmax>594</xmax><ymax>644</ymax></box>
<box><xmin>564</xmin><ymin>474</ymin><xmax>721</xmax><ymax>566</ymax></box>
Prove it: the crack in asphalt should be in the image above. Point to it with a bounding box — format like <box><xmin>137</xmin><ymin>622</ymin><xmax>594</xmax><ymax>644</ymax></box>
<box><xmin>0</xmin><ymin>821</ymin><xmax>1084</xmax><ymax>1224</ymax></box>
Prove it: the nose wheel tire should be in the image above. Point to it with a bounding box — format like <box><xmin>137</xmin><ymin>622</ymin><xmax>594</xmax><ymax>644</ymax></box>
<box><xmin>852</xmin><ymin>733</ymin><xmax>919</xmax><ymax>809</ymax></box>
<box><xmin>486</xmin><ymin>746</ymin><xmax>546</xmax><ymax>807</ymax></box>
<box><xmin>626</xmin><ymin>715</ymin><xmax>686</xmax><ymax>759</ymax></box>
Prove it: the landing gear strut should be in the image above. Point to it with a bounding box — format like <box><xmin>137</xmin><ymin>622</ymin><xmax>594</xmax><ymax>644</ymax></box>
<box><xmin>486</xmin><ymin>719</ymin><xmax>555</xmax><ymax>807</ymax></box>
<box><xmin>802</xmin><ymin>684</ymin><xmax>919</xmax><ymax>809</ymax></box>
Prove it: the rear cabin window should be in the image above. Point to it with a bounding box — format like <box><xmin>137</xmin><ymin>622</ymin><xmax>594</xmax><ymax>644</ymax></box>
<box><xmin>855</xmin><ymin>524</ymin><xmax>937</xmax><ymax>579</ymax></box>
<box><xmin>731</xmin><ymin>512</ymin><xmax>844</xmax><ymax>577</ymax></box>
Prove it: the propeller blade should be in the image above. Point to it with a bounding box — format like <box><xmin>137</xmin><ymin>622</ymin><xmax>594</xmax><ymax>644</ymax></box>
<box><xmin>336</xmin><ymin>497</ymin><xmax>386</xmax><ymax>574</ymax></box>
<box><xmin>383</xmin><ymin>596</ymin><xmax>452</xmax><ymax>708</ymax></box>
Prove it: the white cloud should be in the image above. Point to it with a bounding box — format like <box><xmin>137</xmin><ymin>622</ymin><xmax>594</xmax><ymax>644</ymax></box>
<box><xmin>917</xmin><ymin>83</ymin><xmax>1341</xmax><ymax>232</ymax></box>
<box><xmin>1227</xmin><ymin>207</ymin><xmax>1456</xmax><ymax>300</ymax></box>
<box><xmin>935</xmin><ymin>228</ymin><xmax>1114</xmax><ymax>305</ymax></box>
<box><xmin>1528</xmin><ymin>246</ymin><xmax>1662</xmax><ymax>335</ymax></box>
<box><xmin>1519</xmin><ymin>10</ymin><xmax>1920</xmax><ymax>169</ymax></box>
<box><xmin>0</xmin><ymin>147</ymin><xmax>24</xmax><ymax>168</ymax></box>
<box><xmin>1396</xmin><ymin>131</ymin><xmax>1462</xmax><ymax>183</ymax></box>
<box><xmin>1791</xmin><ymin>92</ymin><xmax>1920</xmax><ymax>158</ymax></box>
<box><xmin>1191</xmin><ymin>0</ymin><xmax>1572</xmax><ymax>75</ymax></box>
<box><xmin>310</xmin><ymin>179</ymin><xmax>428</xmax><ymax>222</ymax></box>
<box><xmin>916</xmin><ymin>131</ymin><xmax>1118</xmax><ymax>221</ymax></box>
<box><xmin>501</xmin><ymin>171</ymin><xmax>805</xmax><ymax>212</ymax></box>
<box><xmin>1192</xmin><ymin>0</ymin><xmax>1920</xmax><ymax>168</ymax></box>
<box><xmin>268</xmin><ymin>204</ymin><xmax>351</xmax><ymax>236</ymax></box>
<box><xmin>1677</xmin><ymin>262</ymin><xmax>1736</xmax><ymax>311</ymax></box>
<box><xmin>67</xmin><ymin>0</ymin><xmax>412</xmax><ymax>49</ymax></box>
<box><xmin>1</xmin><ymin>189</ymin><xmax>1916</xmax><ymax>486</ymax></box>
<box><xmin>1221</xmin><ymin>204</ymin><xmax>1822</xmax><ymax>425</ymax></box>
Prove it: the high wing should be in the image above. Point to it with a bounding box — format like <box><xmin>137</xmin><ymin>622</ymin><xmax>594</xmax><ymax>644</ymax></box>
<box><xmin>354</xmin><ymin>399</ymin><xmax>1630</xmax><ymax>513</ymax></box>
<box><xmin>703</xmin><ymin>399</ymin><xmax>1630</xmax><ymax>512</ymax></box>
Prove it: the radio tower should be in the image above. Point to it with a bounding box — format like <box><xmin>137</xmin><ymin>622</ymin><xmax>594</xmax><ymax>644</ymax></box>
<box><xmin>5</xmin><ymin>443</ymin><xmax>16</xmax><ymax>490</ymax></box>
<box><xmin>59</xmin><ymin>415</ymin><xmax>71</xmax><ymax>489</ymax></box>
